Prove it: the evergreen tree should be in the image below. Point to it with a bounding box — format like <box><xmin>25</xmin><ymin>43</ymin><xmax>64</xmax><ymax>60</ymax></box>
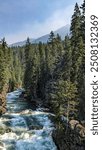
<box><xmin>70</xmin><ymin>3</ymin><xmax>82</xmax><ymax>83</ymax></box>
<box><xmin>23</xmin><ymin>37</ymin><xmax>31</xmax><ymax>91</ymax></box>
<box><xmin>24</xmin><ymin>38</ymin><xmax>38</xmax><ymax>99</ymax></box>
<box><xmin>80</xmin><ymin>0</ymin><xmax>85</xmax><ymax>41</ymax></box>
<box><xmin>0</xmin><ymin>39</ymin><xmax>11</xmax><ymax>114</ymax></box>
<box><xmin>70</xmin><ymin>2</ymin><xmax>85</xmax><ymax>119</ymax></box>
<box><xmin>0</xmin><ymin>39</ymin><xmax>9</xmax><ymax>91</ymax></box>
<box><xmin>0</xmin><ymin>1</ymin><xmax>85</xmax><ymax>121</ymax></box>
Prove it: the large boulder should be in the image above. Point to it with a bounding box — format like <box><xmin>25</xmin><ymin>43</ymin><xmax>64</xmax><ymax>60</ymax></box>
<box><xmin>0</xmin><ymin>127</ymin><xmax>12</xmax><ymax>135</ymax></box>
<box><xmin>75</xmin><ymin>123</ymin><xmax>85</xmax><ymax>138</ymax></box>
<box><xmin>69</xmin><ymin>120</ymin><xmax>79</xmax><ymax>130</ymax></box>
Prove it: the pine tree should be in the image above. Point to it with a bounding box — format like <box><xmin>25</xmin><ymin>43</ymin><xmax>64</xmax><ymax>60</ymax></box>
<box><xmin>24</xmin><ymin>38</ymin><xmax>38</xmax><ymax>99</ymax></box>
<box><xmin>70</xmin><ymin>2</ymin><xmax>85</xmax><ymax>120</ymax></box>
<box><xmin>56</xmin><ymin>34</ymin><xmax>63</xmax><ymax>58</ymax></box>
<box><xmin>80</xmin><ymin>0</ymin><xmax>85</xmax><ymax>41</ymax></box>
<box><xmin>0</xmin><ymin>39</ymin><xmax>9</xmax><ymax>91</ymax></box>
<box><xmin>24</xmin><ymin>37</ymin><xmax>31</xmax><ymax>91</ymax></box>
<box><xmin>0</xmin><ymin>38</ymin><xmax>11</xmax><ymax>114</ymax></box>
<box><xmin>48</xmin><ymin>31</ymin><xmax>55</xmax><ymax>44</ymax></box>
<box><xmin>37</xmin><ymin>42</ymin><xmax>46</xmax><ymax>98</ymax></box>
<box><xmin>25</xmin><ymin>37</ymin><xmax>31</xmax><ymax>63</ymax></box>
<box><xmin>70</xmin><ymin>3</ymin><xmax>82</xmax><ymax>83</ymax></box>
<box><xmin>62</xmin><ymin>36</ymin><xmax>72</xmax><ymax>81</ymax></box>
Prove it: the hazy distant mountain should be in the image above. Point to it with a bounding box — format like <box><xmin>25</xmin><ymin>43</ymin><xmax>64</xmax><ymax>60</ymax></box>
<box><xmin>10</xmin><ymin>24</ymin><xmax>69</xmax><ymax>47</ymax></box>
<box><xmin>34</xmin><ymin>24</ymin><xmax>69</xmax><ymax>43</ymax></box>
<box><xmin>10</xmin><ymin>39</ymin><xmax>35</xmax><ymax>47</ymax></box>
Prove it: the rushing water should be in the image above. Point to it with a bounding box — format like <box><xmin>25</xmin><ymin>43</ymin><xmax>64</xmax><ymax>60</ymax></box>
<box><xmin>0</xmin><ymin>89</ymin><xmax>57</xmax><ymax>150</ymax></box>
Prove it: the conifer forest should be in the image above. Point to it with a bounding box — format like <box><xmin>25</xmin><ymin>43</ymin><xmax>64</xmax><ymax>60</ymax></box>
<box><xmin>0</xmin><ymin>1</ymin><xmax>85</xmax><ymax>150</ymax></box>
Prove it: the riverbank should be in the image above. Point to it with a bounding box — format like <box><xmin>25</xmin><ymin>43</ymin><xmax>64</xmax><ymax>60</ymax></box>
<box><xmin>21</xmin><ymin>89</ymin><xmax>85</xmax><ymax>150</ymax></box>
<box><xmin>52</xmin><ymin>120</ymin><xmax>85</xmax><ymax>150</ymax></box>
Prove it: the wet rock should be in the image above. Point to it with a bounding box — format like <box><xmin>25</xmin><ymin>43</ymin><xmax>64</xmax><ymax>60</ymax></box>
<box><xmin>0</xmin><ymin>127</ymin><xmax>12</xmax><ymax>135</ymax></box>
<box><xmin>20</xmin><ymin>109</ymin><xmax>32</xmax><ymax>115</ymax></box>
<box><xmin>6</xmin><ymin>128</ymin><xmax>12</xmax><ymax>133</ymax></box>
<box><xmin>29</xmin><ymin>125</ymin><xmax>42</xmax><ymax>130</ymax></box>
<box><xmin>19</xmin><ymin>91</ymin><xmax>26</xmax><ymax>98</ymax></box>
<box><xmin>0</xmin><ymin>127</ymin><xmax>5</xmax><ymax>135</ymax></box>
<box><xmin>0</xmin><ymin>141</ymin><xmax>4</xmax><ymax>148</ymax></box>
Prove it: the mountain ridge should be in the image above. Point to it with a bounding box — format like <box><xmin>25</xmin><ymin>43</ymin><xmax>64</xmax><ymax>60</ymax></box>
<box><xmin>10</xmin><ymin>24</ymin><xmax>69</xmax><ymax>47</ymax></box>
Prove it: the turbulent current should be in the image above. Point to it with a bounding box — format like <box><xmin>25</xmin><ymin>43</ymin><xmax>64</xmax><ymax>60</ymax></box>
<box><xmin>0</xmin><ymin>89</ymin><xmax>57</xmax><ymax>150</ymax></box>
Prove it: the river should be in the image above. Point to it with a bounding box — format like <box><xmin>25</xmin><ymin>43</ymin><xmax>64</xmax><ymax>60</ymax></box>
<box><xmin>0</xmin><ymin>89</ymin><xmax>57</xmax><ymax>150</ymax></box>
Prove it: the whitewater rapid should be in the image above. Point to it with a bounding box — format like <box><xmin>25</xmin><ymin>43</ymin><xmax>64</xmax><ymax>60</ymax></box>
<box><xmin>0</xmin><ymin>89</ymin><xmax>57</xmax><ymax>150</ymax></box>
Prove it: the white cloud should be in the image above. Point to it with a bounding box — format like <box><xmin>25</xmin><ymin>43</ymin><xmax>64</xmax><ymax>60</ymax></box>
<box><xmin>5</xmin><ymin>4</ymin><xmax>74</xmax><ymax>44</ymax></box>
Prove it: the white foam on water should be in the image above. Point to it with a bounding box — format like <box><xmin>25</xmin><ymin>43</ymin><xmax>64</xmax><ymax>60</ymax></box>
<box><xmin>0</xmin><ymin>90</ymin><xmax>57</xmax><ymax>150</ymax></box>
<box><xmin>0</xmin><ymin>146</ymin><xmax>6</xmax><ymax>150</ymax></box>
<box><xmin>11</xmin><ymin>112</ymin><xmax>56</xmax><ymax>149</ymax></box>
<box><xmin>6</xmin><ymin>89</ymin><xmax>23</xmax><ymax>100</ymax></box>
<box><xmin>0</xmin><ymin>132</ymin><xmax>19</xmax><ymax>140</ymax></box>
<box><xmin>15</xmin><ymin>131</ymin><xmax>57</xmax><ymax>150</ymax></box>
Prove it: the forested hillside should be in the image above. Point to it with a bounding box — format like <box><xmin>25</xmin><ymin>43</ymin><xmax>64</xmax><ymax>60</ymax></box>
<box><xmin>22</xmin><ymin>1</ymin><xmax>85</xmax><ymax>121</ymax></box>
<box><xmin>0</xmin><ymin>1</ymin><xmax>85</xmax><ymax>149</ymax></box>
<box><xmin>0</xmin><ymin>0</ymin><xmax>85</xmax><ymax>120</ymax></box>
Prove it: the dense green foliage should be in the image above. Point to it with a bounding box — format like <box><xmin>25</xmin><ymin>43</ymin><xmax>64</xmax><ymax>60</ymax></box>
<box><xmin>0</xmin><ymin>39</ymin><xmax>10</xmax><ymax>91</ymax></box>
<box><xmin>0</xmin><ymin>1</ymin><xmax>85</xmax><ymax>120</ymax></box>
<box><xmin>23</xmin><ymin>1</ymin><xmax>85</xmax><ymax>120</ymax></box>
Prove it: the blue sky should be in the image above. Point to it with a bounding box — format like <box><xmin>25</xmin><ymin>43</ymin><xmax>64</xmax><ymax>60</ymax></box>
<box><xmin>0</xmin><ymin>0</ymin><xmax>82</xmax><ymax>44</ymax></box>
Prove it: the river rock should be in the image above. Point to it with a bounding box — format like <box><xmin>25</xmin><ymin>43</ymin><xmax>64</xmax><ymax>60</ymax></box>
<box><xmin>5</xmin><ymin>128</ymin><xmax>12</xmax><ymax>133</ymax></box>
<box><xmin>0</xmin><ymin>127</ymin><xmax>5</xmax><ymax>135</ymax></box>
<box><xmin>0</xmin><ymin>141</ymin><xmax>4</xmax><ymax>149</ymax></box>
<box><xmin>75</xmin><ymin>123</ymin><xmax>85</xmax><ymax>138</ymax></box>
<box><xmin>69</xmin><ymin>120</ymin><xmax>79</xmax><ymax>130</ymax></box>
<box><xmin>29</xmin><ymin>125</ymin><xmax>42</xmax><ymax>130</ymax></box>
<box><xmin>20</xmin><ymin>109</ymin><xmax>32</xmax><ymax>115</ymax></box>
<box><xmin>0</xmin><ymin>126</ymin><xmax>12</xmax><ymax>135</ymax></box>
